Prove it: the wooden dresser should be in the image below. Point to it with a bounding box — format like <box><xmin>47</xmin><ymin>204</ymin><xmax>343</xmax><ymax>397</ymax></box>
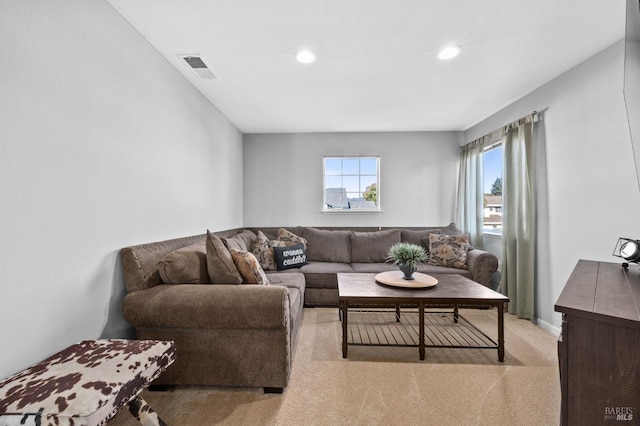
<box><xmin>555</xmin><ymin>260</ymin><xmax>640</xmax><ymax>425</ymax></box>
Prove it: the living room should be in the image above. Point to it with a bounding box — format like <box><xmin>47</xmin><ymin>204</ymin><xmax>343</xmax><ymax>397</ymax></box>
<box><xmin>2</xmin><ymin>1</ymin><xmax>638</xmax><ymax>424</ymax></box>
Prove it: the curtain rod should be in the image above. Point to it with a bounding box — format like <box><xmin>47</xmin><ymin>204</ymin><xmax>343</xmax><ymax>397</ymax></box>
<box><xmin>461</xmin><ymin>111</ymin><xmax>537</xmax><ymax>149</ymax></box>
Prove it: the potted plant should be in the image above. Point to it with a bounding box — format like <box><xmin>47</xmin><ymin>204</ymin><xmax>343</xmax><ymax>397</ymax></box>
<box><xmin>386</xmin><ymin>242</ymin><xmax>428</xmax><ymax>280</ymax></box>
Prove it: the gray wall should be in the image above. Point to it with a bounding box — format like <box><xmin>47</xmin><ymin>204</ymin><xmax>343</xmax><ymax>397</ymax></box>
<box><xmin>243</xmin><ymin>132</ymin><xmax>461</xmax><ymax>227</ymax></box>
<box><xmin>466</xmin><ymin>40</ymin><xmax>640</xmax><ymax>332</ymax></box>
<box><xmin>0</xmin><ymin>0</ymin><xmax>244</xmax><ymax>379</ymax></box>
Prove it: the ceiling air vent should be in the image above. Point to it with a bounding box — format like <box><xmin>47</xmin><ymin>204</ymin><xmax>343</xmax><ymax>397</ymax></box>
<box><xmin>178</xmin><ymin>54</ymin><xmax>218</xmax><ymax>79</ymax></box>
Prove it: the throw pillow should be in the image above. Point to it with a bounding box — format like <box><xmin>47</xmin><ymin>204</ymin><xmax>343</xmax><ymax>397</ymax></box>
<box><xmin>350</xmin><ymin>229</ymin><xmax>401</xmax><ymax>263</ymax></box>
<box><xmin>230</xmin><ymin>249</ymin><xmax>270</xmax><ymax>285</ymax></box>
<box><xmin>277</xmin><ymin>228</ymin><xmax>307</xmax><ymax>249</ymax></box>
<box><xmin>427</xmin><ymin>234</ymin><xmax>470</xmax><ymax>270</ymax></box>
<box><xmin>252</xmin><ymin>231</ymin><xmax>286</xmax><ymax>271</ymax></box>
<box><xmin>205</xmin><ymin>230</ymin><xmax>243</xmax><ymax>284</ymax></box>
<box><xmin>418</xmin><ymin>232</ymin><xmax>443</xmax><ymax>252</ymax></box>
<box><xmin>273</xmin><ymin>243</ymin><xmax>308</xmax><ymax>270</ymax></box>
<box><xmin>158</xmin><ymin>241</ymin><xmax>209</xmax><ymax>284</ymax></box>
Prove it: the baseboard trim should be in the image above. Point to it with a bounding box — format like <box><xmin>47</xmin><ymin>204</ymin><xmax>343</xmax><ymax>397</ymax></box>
<box><xmin>536</xmin><ymin>318</ymin><xmax>561</xmax><ymax>336</ymax></box>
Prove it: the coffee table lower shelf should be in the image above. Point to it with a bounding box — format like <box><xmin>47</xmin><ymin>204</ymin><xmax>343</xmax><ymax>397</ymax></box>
<box><xmin>343</xmin><ymin>308</ymin><xmax>499</xmax><ymax>357</ymax></box>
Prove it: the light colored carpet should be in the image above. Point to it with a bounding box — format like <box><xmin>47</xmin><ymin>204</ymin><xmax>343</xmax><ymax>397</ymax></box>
<box><xmin>110</xmin><ymin>308</ymin><xmax>560</xmax><ymax>426</ymax></box>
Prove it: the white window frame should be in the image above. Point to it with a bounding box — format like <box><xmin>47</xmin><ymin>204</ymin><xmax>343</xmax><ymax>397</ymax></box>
<box><xmin>322</xmin><ymin>156</ymin><xmax>381</xmax><ymax>213</ymax></box>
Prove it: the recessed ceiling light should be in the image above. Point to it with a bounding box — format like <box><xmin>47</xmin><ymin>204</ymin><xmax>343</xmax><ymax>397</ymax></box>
<box><xmin>295</xmin><ymin>49</ymin><xmax>317</xmax><ymax>64</ymax></box>
<box><xmin>438</xmin><ymin>46</ymin><xmax>461</xmax><ymax>60</ymax></box>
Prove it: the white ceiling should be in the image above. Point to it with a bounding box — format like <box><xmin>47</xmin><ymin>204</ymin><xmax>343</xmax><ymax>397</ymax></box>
<box><xmin>107</xmin><ymin>0</ymin><xmax>626</xmax><ymax>134</ymax></box>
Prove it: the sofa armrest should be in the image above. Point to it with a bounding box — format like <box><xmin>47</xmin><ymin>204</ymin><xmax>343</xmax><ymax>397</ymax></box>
<box><xmin>123</xmin><ymin>284</ymin><xmax>290</xmax><ymax>330</ymax></box>
<box><xmin>466</xmin><ymin>249</ymin><xmax>499</xmax><ymax>287</ymax></box>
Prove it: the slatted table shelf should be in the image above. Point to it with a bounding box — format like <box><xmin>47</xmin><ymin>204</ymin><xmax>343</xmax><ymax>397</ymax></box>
<box><xmin>346</xmin><ymin>309</ymin><xmax>498</xmax><ymax>350</ymax></box>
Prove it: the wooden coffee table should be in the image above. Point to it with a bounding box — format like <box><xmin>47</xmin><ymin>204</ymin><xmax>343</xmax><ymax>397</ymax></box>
<box><xmin>338</xmin><ymin>272</ymin><xmax>509</xmax><ymax>361</ymax></box>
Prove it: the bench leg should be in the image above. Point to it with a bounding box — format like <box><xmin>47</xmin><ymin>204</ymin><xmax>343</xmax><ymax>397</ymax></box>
<box><xmin>128</xmin><ymin>395</ymin><xmax>168</xmax><ymax>426</ymax></box>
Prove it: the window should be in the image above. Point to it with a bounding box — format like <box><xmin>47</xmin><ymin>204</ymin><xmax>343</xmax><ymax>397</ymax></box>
<box><xmin>323</xmin><ymin>157</ymin><xmax>380</xmax><ymax>212</ymax></box>
<box><xmin>483</xmin><ymin>144</ymin><xmax>503</xmax><ymax>234</ymax></box>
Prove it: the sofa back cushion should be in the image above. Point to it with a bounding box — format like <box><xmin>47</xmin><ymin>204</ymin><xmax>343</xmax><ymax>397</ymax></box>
<box><xmin>401</xmin><ymin>229</ymin><xmax>441</xmax><ymax>250</ymax></box>
<box><xmin>350</xmin><ymin>229</ymin><xmax>401</xmax><ymax>263</ymax></box>
<box><xmin>440</xmin><ymin>222</ymin><xmax>462</xmax><ymax>235</ymax></box>
<box><xmin>303</xmin><ymin>227</ymin><xmax>351</xmax><ymax>263</ymax></box>
<box><xmin>121</xmin><ymin>234</ymin><xmax>207</xmax><ymax>292</ymax></box>
<box><xmin>158</xmin><ymin>241</ymin><xmax>209</xmax><ymax>284</ymax></box>
<box><xmin>222</xmin><ymin>229</ymin><xmax>257</xmax><ymax>252</ymax></box>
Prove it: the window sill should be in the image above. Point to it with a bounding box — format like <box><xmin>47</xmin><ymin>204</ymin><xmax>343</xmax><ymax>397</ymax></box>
<box><xmin>483</xmin><ymin>232</ymin><xmax>503</xmax><ymax>239</ymax></box>
<box><xmin>321</xmin><ymin>210</ymin><xmax>383</xmax><ymax>215</ymax></box>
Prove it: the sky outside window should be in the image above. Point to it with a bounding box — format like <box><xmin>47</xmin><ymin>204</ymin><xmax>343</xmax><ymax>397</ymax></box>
<box><xmin>484</xmin><ymin>145</ymin><xmax>502</xmax><ymax>194</ymax></box>
<box><xmin>324</xmin><ymin>157</ymin><xmax>377</xmax><ymax>194</ymax></box>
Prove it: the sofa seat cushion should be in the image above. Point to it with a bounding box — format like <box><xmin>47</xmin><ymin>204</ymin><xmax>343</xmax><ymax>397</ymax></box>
<box><xmin>351</xmin><ymin>262</ymin><xmax>398</xmax><ymax>273</ymax></box>
<box><xmin>354</xmin><ymin>262</ymin><xmax>473</xmax><ymax>278</ymax></box>
<box><xmin>268</xmin><ymin>272</ymin><xmax>305</xmax><ymax>326</ymax></box>
<box><xmin>301</xmin><ymin>262</ymin><xmax>353</xmax><ymax>288</ymax></box>
<box><xmin>350</xmin><ymin>229</ymin><xmax>401</xmax><ymax>262</ymax></box>
<box><xmin>299</xmin><ymin>261</ymin><xmax>353</xmax><ymax>274</ymax></box>
<box><xmin>351</xmin><ymin>262</ymin><xmax>472</xmax><ymax>277</ymax></box>
<box><xmin>269</xmin><ymin>261</ymin><xmax>351</xmax><ymax>290</ymax></box>
<box><xmin>417</xmin><ymin>264</ymin><xmax>472</xmax><ymax>279</ymax></box>
<box><xmin>268</xmin><ymin>271</ymin><xmax>305</xmax><ymax>293</ymax></box>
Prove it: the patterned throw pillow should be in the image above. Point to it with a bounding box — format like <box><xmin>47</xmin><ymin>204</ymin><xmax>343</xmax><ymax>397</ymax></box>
<box><xmin>427</xmin><ymin>234</ymin><xmax>470</xmax><ymax>270</ymax></box>
<box><xmin>252</xmin><ymin>231</ymin><xmax>286</xmax><ymax>271</ymax></box>
<box><xmin>277</xmin><ymin>228</ymin><xmax>307</xmax><ymax>249</ymax></box>
<box><xmin>230</xmin><ymin>249</ymin><xmax>270</xmax><ymax>285</ymax></box>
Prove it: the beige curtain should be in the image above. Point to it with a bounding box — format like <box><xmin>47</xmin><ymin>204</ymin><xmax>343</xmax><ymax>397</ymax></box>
<box><xmin>456</xmin><ymin>138</ymin><xmax>485</xmax><ymax>249</ymax></box>
<box><xmin>501</xmin><ymin>116</ymin><xmax>536</xmax><ymax>320</ymax></box>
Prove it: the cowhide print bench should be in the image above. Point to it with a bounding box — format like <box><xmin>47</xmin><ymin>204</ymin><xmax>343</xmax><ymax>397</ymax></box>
<box><xmin>0</xmin><ymin>339</ymin><xmax>176</xmax><ymax>426</ymax></box>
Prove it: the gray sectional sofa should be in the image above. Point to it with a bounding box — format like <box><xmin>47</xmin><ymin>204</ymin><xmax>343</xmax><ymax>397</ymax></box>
<box><xmin>120</xmin><ymin>224</ymin><xmax>498</xmax><ymax>392</ymax></box>
<box><xmin>252</xmin><ymin>224</ymin><xmax>498</xmax><ymax>306</ymax></box>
